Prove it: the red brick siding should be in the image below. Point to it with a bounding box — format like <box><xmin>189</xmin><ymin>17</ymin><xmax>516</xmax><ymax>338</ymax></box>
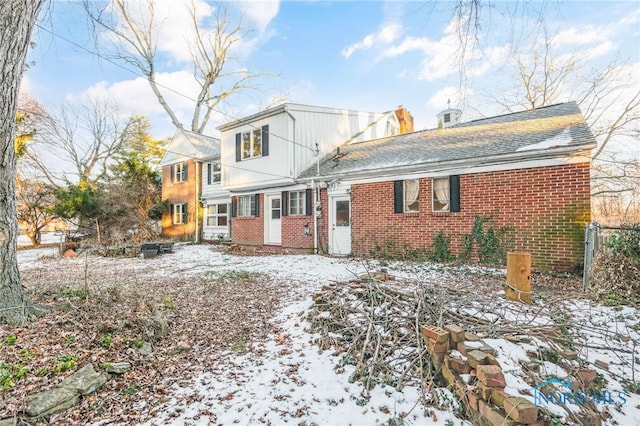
<box><xmin>161</xmin><ymin>159</ymin><xmax>199</xmax><ymax>240</ymax></box>
<box><xmin>231</xmin><ymin>193</ymin><xmax>316</xmax><ymax>251</ymax></box>
<box><xmin>350</xmin><ymin>163</ymin><xmax>590</xmax><ymax>271</ymax></box>
<box><xmin>281</xmin><ymin>215</ymin><xmax>314</xmax><ymax>249</ymax></box>
<box><xmin>231</xmin><ymin>194</ymin><xmax>264</xmax><ymax>246</ymax></box>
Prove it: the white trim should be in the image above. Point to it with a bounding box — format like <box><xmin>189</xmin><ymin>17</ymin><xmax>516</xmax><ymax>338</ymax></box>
<box><xmin>325</xmin><ymin>152</ymin><xmax>592</xmax><ymax>187</ymax></box>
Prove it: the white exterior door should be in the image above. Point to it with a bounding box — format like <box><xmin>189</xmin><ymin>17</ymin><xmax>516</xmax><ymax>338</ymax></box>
<box><xmin>329</xmin><ymin>195</ymin><xmax>351</xmax><ymax>255</ymax></box>
<box><xmin>266</xmin><ymin>194</ymin><xmax>282</xmax><ymax>245</ymax></box>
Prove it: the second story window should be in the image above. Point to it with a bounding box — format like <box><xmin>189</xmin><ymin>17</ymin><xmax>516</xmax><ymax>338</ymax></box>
<box><xmin>173</xmin><ymin>162</ymin><xmax>187</xmax><ymax>182</ymax></box>
<box><xmin>235</xmin><ymin>125</ymin><xmax>269</xmax><ymax>161</ymax></box>
<box><xmin>207</xmin><ymin>163</ymin><xmax>221</xmax><ymax>185</ymax></box>
<box><xmin>242</xmin><ymin>129</ymin><xmax>262</xmax><ymax>159</ymax></box>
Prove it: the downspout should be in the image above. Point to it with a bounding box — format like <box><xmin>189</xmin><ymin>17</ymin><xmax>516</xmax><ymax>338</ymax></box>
<box><xmin>194</xmin><ymin>160</ymin><xmax>200</xmax><ymax>243</ymax></box>
<box><xmin>313</xmin><ymin>142</ymin><xmax>320</xmax><ymax>254</ymax></box>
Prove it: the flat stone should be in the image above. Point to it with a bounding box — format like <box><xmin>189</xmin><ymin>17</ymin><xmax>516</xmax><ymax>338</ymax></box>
<box><xmin>467</xmin><ymin>350</ymin><xmax>489</xmax><ymax>369</ymax></box>
<box><xmin>137</xmin><ymin>341</ymin><xmax>153</xmax><ymax>356</ymax></box>
<box><xmin>26</xmin><ymin>387</ymin><xmax>79</xmax><ymax>417</ymax></box>
<box><xmin>594</xmin><ymin>359</ymin><xmax>609</xmax><ymax>370</ymax></box>
<box><xmin>104</xmin><ymin>362</ymin><xmax>132</xmax><ymax>374</ymax></box>
<box><xmin>465</xmin><ymin>332</ymin><xmax>481</xmax><ymax>342</ymax></box>
<box><xmin>61</xmin><ymin>364</ymin><xmax>109</xmax><ymax>395</ymax></box>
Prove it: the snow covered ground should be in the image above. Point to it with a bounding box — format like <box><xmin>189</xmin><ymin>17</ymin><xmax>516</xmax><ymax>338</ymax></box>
<box><xmin>16</xmin><ymin>244</ymin><xmax>640</xmax><ymax>425</ymax></box>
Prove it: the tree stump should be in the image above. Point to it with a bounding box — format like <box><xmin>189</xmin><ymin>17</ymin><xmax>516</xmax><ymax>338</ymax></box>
<box><xmin>506</xmin><ymin>252</ymin><xmax>532</xmax><ymax>303</ymax></box>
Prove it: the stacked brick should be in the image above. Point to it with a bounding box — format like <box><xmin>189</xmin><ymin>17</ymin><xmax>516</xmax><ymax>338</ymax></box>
<box><xmin>421</xmin><ymin>324</ymin><xmax>540</xmax><ymax>426</ymax></box>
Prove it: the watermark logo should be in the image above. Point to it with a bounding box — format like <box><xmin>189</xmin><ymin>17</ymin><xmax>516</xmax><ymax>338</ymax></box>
<box><xmin>533</xmin><ymin>377</ymin><xmax>627</xmax><ymax>407</ymax></box>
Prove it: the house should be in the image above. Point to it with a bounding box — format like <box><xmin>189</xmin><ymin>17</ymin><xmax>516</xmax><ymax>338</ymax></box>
<box><xmin>294</xmin><ymin>101</ymin><xmax>595</xmax><ymax>271</ymax></box>
<box><xmin>160</xmin><ymin>129</ymin><xmax>227</xmax><ymax>241</ymax></box>
<box><xmin>217</xmin><ymin>103</ymin><xmax>413</xmax><ymax>251</ymax></box>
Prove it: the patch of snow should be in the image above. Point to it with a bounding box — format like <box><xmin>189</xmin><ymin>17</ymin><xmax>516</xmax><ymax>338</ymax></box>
<box><xmin>516</xmin><ymin>127</ymin><xmax>573</xmax><ymax>151</ymax></box>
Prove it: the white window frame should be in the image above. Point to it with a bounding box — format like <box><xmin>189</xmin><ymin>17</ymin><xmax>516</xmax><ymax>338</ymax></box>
<box><xmin>173</xmin><ymin>203</ymin><xmax>187</xmax><ymax>224</ymax></box>
<box><xmin>241</xmin><ymin>129</ymin><xmax>263</xmax><ymax>160</ymax></box>
<box><xmin>207</xmin><ymin>162</ymin><xmax>221</xmax><ymax>185</ymax></box>
<box><xmin>174</xmin><ymin>162</ymin><xmax>187</xmax><ymax>182</ymax></box>
<box><xmin>238</xmin><ymin>195</ymin><xmax>256</xmax><ymax>217</ymax></box>
<box><xmin>403</xmin><ymin>180</ymin><xmax>419</xmax><ymax>213</ymax></box>
<box><xmin>432</xmin><ymin>177</ymin><xmax>450</xmax><ymax>212</ymax></box>
<box><xmin>206</xmin><ymin>203</ymin><xmax>228</xmax><ymax>226</ymax></box>
<box><xmin>289</xmin><ymin>191</ymin><xmax>306</xmax><ymax>216</ymax></box>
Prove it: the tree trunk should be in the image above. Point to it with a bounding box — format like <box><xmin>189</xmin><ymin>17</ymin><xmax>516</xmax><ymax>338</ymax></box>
<box><xmin>0</xmin><ymin>0</ymin><xmax>46</xmax><ymax>325</ymax></box>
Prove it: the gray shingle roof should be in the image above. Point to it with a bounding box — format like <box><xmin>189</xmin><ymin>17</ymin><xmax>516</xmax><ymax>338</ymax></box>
<box><xmin>298</xmin><ymin>102</ymin><xmax>596</xmax><ymax>180</ymax></box>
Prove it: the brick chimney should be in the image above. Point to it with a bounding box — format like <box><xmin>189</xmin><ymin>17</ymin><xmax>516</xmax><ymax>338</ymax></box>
<box><xmin>395</xmin><ymin>105</ymin><xmax>414</xmax><ymax>134</ymax></box>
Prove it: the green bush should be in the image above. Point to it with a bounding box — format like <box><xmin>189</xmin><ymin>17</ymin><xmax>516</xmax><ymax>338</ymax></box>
<box><xmin>427</xmin><ymin>231</ymin><xmax>455</xmax><ymax>263</ymax></box>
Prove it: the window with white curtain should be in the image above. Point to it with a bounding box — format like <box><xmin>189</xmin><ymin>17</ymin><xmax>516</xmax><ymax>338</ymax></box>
<box><xmin>404</xmin><ymin>180</ymin><xmax>419</xmax><ymax>212</ymax></box>
<box><xmin>432</xmin><ymin>178</ymin><xmax>450</xmax><ymax>212</ymax></box>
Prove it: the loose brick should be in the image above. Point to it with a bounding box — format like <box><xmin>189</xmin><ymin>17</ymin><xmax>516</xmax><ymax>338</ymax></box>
<box><xmin>559</xmin><ymin>349</ymin><xmax>578</xmax><ymax>361</ymax></box>
<box><xmin>476</xmin><ymin>365</ymin><xmax>506</xmax><ymax>388</ymax></box>
<box><xmin>444</xmin><ymin>324</ymin><xmax>466</xmax><ymax>342</ymax></box>
<box><xmin>447</xmin><ymin>356</ymin><xmax>472</xmax><ymax>374</ymax></box>
<box><xmin>504</xmin><ymin>397</ymin><xmax>538</xmax><ymax>424</ymax></box>
<box><xmin>486</xmin><ymin>353</ymin><xmax>501</xmax><ymax>367</ymax></box>
<box><xmin>477</xmin><ymin>382</ymin><xmax>493</xmax><ymax>400</ymax></box>
<box><xmin>478</xmin><ymin>400</ymin><xmax>517</xmax><ymax>426</ymax></box>
<box><xmin>576</xmin><ymin>368</ymin><xmax>597</xmax><ymax>386</ymax></box>
<box><xmin>594</xmin><ymin>359</ymin><xmax>609</xmax><ymax>370</ymax></box>
<box><xmin>421</xmin><ymin>325</ymin><xmax>450</xmax><ymax>344</ymax></box>
<box><xmin>427</xmin><ymin>337</ymin><xmax>449</xmax><ymax>354</ymax></box>
<box><xmin>441</xmin><ymin>363</ymin><xmax>457</xmax><ymax>386</ymax></box>
<box><xmin>490</xmin><ymin>388</ymin><xmax>511</xmax><ymax>408</ymax></box>
<box><xmin>467</xmin><ymin>390</ymin><xmax>481</xmax><ymax>411</ymax></box>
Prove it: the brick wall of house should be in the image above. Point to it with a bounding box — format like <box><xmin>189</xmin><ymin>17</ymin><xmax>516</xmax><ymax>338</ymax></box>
<box><xmin>281</xmin><ymin>215</ymin><xmax>314</xmax><ymax>250</ymax></box>
<box><xmin>231</xmin><ymin>194</ymin><xmax>317</xmax><ymax>250</ymax></box>
<box><xmin>350</xmin><ymin>163</ymin><xmax>591</xmax><ymax>271</ymax></box>
<box><xmin>230</xmin><ymin>195</ymin><xmax>264</xmax><ymax>246</ymax></box>
<box><xmin>161</xmin><ymin>159</ymin><xmax>199</xmax><ymax>240</ymax></box>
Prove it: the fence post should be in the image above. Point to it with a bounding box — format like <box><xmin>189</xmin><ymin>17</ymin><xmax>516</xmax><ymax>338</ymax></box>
<box><xmin>582</xmin><ymin>222</ymin><xmax>598</xmax><ymax>292</ymax></box>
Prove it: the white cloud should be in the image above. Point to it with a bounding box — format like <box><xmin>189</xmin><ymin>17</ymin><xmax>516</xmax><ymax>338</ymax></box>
<box><xmin>341</xmin><ymin>22</ymin><xmax>403</xmax><ymax>58</ymax></box>
<box><xmin>428</xmin><ymin>86</ymin><xmax>473</xmax><ymax>110</ymax></box>
<box><xmin>239</xmin><ymin>1</ymin><xmax>280</xmax><ymax>34</ymax></box>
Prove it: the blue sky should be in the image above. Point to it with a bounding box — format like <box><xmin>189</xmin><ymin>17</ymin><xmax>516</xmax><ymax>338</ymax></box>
<box><xmin>23</xmin><ymin>0</ymin><xmax>640</xmax><ymax>153</ymax></box>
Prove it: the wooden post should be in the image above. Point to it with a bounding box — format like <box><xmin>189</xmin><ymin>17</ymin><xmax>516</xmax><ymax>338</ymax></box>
<box><xmin>506</xmin><ymin>252</ymin><xmax>532</xmax><ymax>303</ymax></box>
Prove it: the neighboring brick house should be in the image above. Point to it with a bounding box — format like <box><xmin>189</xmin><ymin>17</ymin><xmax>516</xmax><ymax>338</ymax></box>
<box><xmin>160</xmin><ymin>129</ymin><xmax>223</xmax><ymax>240</ymax></box>
<box><xmin>217</xmin><ymin>103</ymin><xmax>412</xmax><ymax>252</ymax></box>
<box><xmin>296</xmin><ymin>102</ymin><xmax>595</xmax><ymax>271</ymax></box>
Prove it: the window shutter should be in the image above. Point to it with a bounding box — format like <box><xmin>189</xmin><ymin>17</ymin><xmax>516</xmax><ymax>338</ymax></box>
<box><xmin>183</xmin><ymin>203</ymin><xmax>188</xmax><ymax>223</ymax></box>
<box><xmin>235</xmin><ymin>133</ymin><xmax>242</xmax><ymax>162</ymax></box>
<box><xmin>281</xmin><ymin>191</ymin><xmax>288</xmax><ymax>216</ymax></box>
<box><xmin>170</xmin><ymin>203</ymin><xmax>175</xmax><ymax>222</ymax></box>
<box><xmin>450</xmin><ymin>175</ymin><xmax>461</xmax><ymax>212</ymax></box>
<box><xmin>183</xmin><ymin>162</ymin><xmax>188</xmax><ymax>181</ymax></box>
<box><xmin>253</xmin><ymin>194</ymin><xmax>260</xmax><ymax>217</ymax></box>
<box><xmin>305</xmin><ymin>189</ymin><xmax>312</xmax><ymax>216</ymax></box>
<box><xmin>262</xmin><ymin>125</ymin><xmax>269</xmax><ymax>156</ymax></box>
<box><xmin>170</xmin><ymin>165</ymin><xmax>174</xmax><ymax>183</ymax></box>
<box><xmin>231</xmin><ymin>197</ymin><xmax>237</xmax><ymax>217</ymax></box>
<box><xmin>207</xmin><ymin>163</ymin><xmax>212</xmax><ymax>185</ymax></box>
<box><xmin>393</xmin><ymin>180</ymin><xmax>403</xmax><ymax>213</ymax></box>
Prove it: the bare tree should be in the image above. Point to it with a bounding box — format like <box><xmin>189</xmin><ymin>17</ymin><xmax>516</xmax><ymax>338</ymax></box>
<box><xmin>85</xmin><ymin>0</ymin><xmax>261</xmax><ymax>134</ymax></box>
<box><xmin>24</xmin><ymin>98</ymin><xmax>135</xmax><ymax>186</ymax></box>
<box><xmin>0</xmin><ymin>0</ymin><xmax>46</xmax><ymax>325</ymax></box>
